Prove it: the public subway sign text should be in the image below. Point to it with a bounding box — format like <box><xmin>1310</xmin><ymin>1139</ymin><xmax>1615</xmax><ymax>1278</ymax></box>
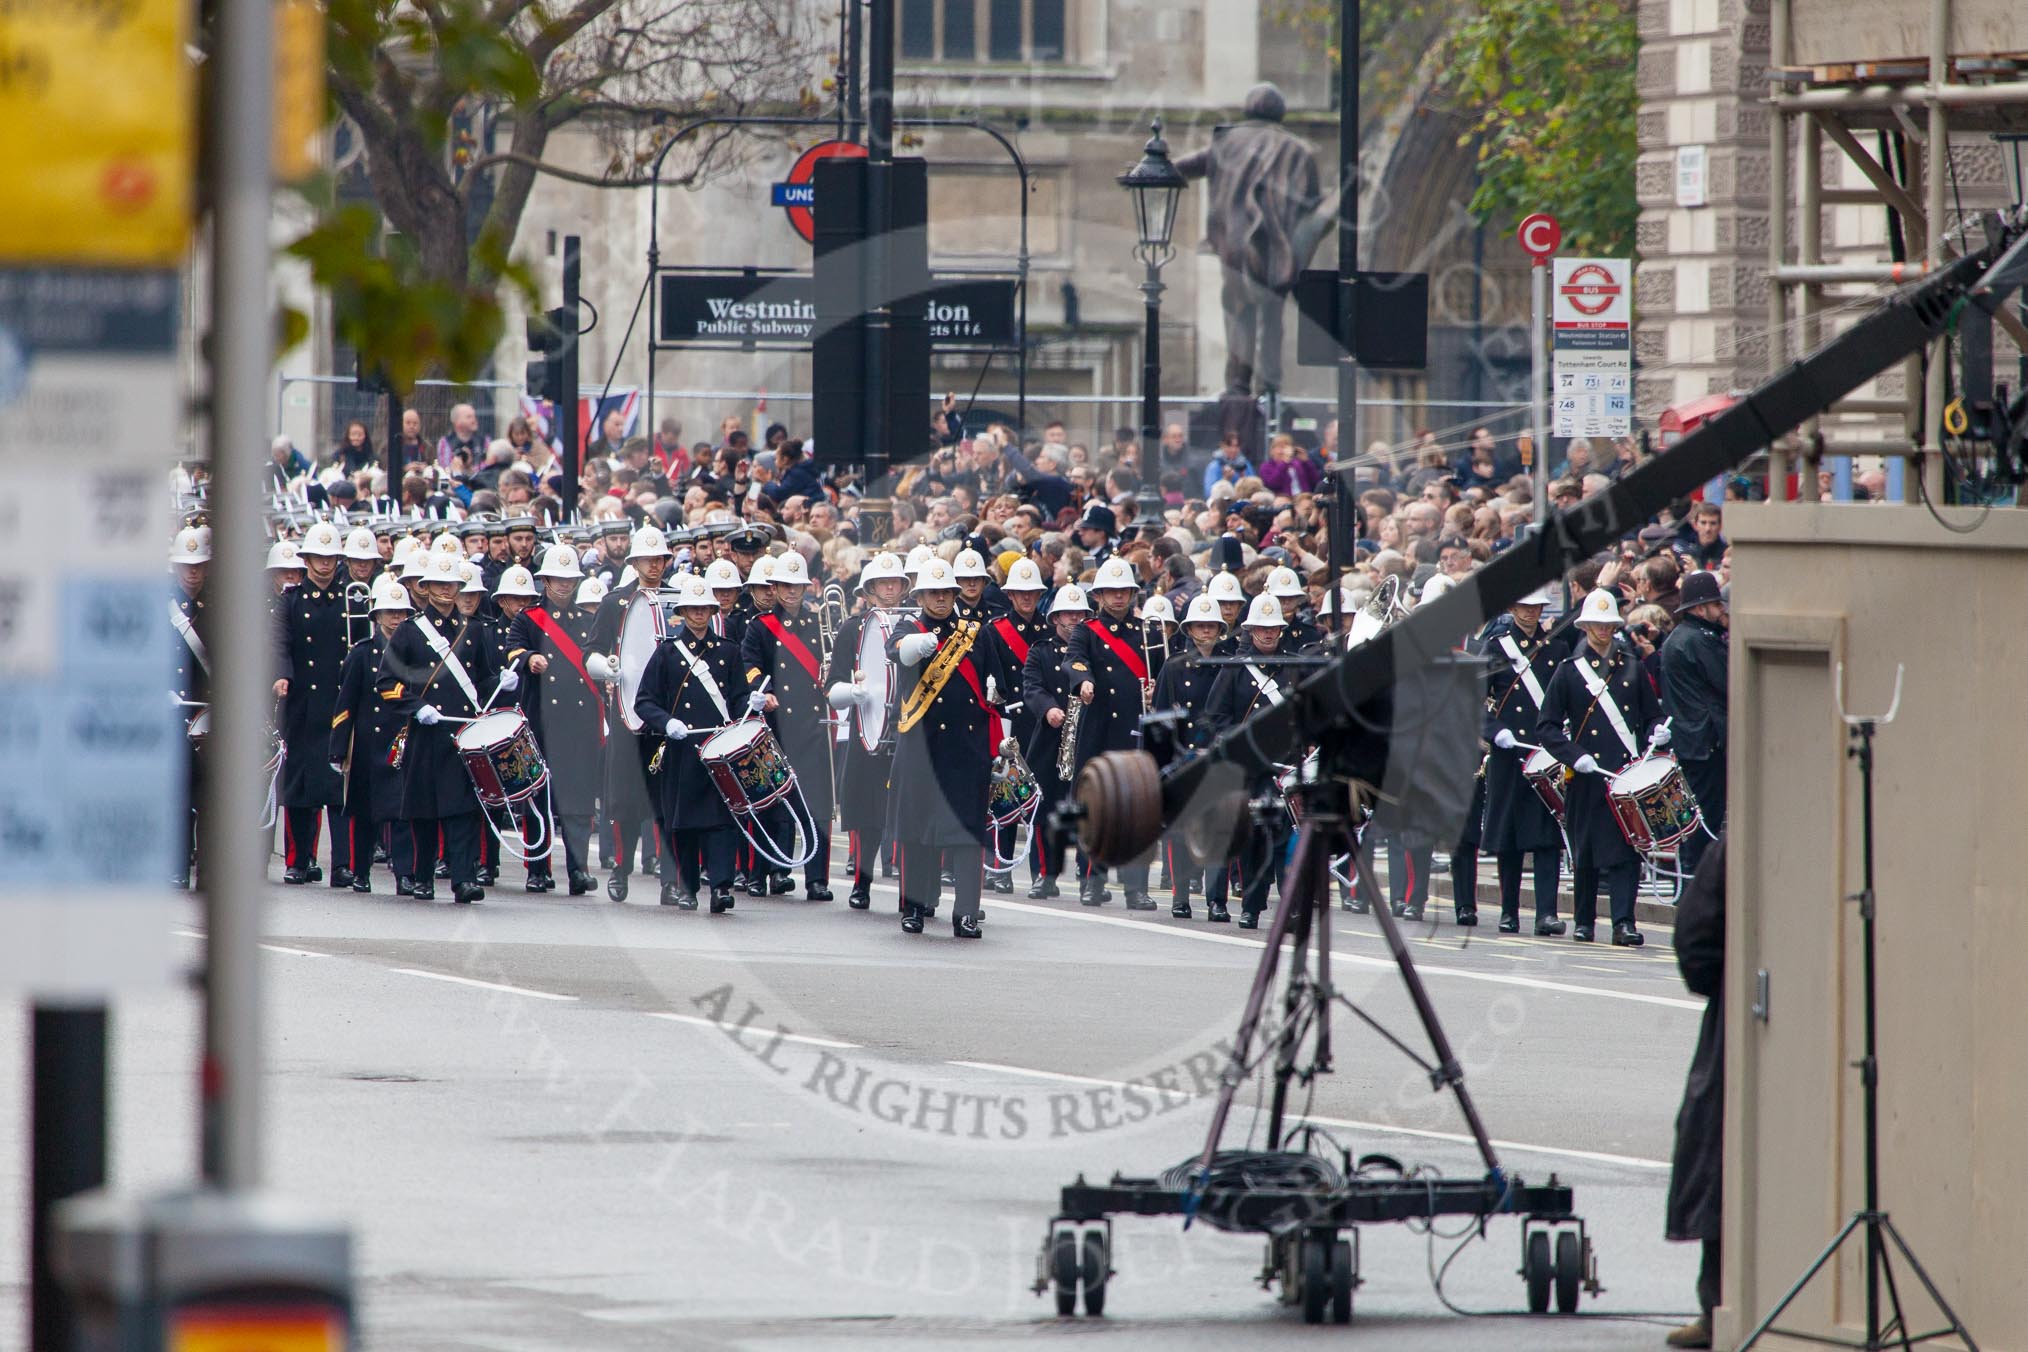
<box><xmin>658</xmin><ymin>272</ymin><xmax>1016</xmax><ymax>350</ymax></box>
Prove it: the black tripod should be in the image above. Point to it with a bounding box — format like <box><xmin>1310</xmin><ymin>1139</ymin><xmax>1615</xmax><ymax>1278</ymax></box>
<box><xmin>1739</xmin><ymin>675</ymin><xmax>1976</xmax><ymax>1351</ymax></box>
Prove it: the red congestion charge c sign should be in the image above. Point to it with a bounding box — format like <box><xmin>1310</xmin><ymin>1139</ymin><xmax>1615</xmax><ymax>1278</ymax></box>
<box><xmin>773</xmin><ymin>140</ymin><xmax>870</xmax><ymax>244</ymax></box>
<box><xmin>1517</xmin><ymin>212</ymin><xmax>1561</xmax><ymax>263</ymax></box>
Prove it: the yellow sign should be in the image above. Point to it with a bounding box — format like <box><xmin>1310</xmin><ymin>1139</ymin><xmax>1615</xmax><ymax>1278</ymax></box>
<box><xmin>171</xmin><ymin>1306</ymin><xmax>346</xmax><ymax>1352</ymax></box>
<box><xmin>0</xmin><ymin>0</ymin><xmax>195</xmax><ymax>266</ymax></box>
<box><xmin>273</xmin><ymin>0</ymin><xmax>326</xmax><ymax>183</ymax></box>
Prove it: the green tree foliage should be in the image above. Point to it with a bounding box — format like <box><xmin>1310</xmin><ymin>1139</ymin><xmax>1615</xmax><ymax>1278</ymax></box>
<box><xmin>1439</xmin><ymin>0</ymin><xmax>1641</xmax><ymax>256</ymax></box>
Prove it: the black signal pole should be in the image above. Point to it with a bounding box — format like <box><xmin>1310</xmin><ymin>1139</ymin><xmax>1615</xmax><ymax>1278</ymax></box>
<box><xmin>861</xmin><ymin>0</ymin><xmax>894</xmax><ymax>493</ymax></box>
<box><xmin>559</xmin><ymin>234</ymin><xmax>582</xmax><ymax>519</ymax></box>
<box><xmin>1328</xmin><ymin>0</ymin><xmax>1361</xmax><ymax>595</ymax></box>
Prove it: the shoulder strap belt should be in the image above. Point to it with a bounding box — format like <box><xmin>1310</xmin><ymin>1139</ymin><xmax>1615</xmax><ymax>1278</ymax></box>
<box><xmin>1575</xmin><ymin>657</ymin><xmax>1640</xmax><ymax>758</ymax></box>
<box><xmin>169</xmin><ymin>600</ymin><xmax>209</xmax><ymax>674</ymax></box>
<box><xmin>670</xmin><ymin>637</ymin><xmax>731</xmax><ymax>722</ymax></box>
<box><xmin>410</xmin><ymin>615</ymin><xmax>480</xmax><ymax>708</ymax></box>
<box><xmin>1497</xmin><ymin>633</ymin><xmax>1547</xmax><ymax>709</ymax></box>
<box><xmin>526</xmin><ymin>606</ymin><xmax>607</xmax><ymax>743</ymax></box>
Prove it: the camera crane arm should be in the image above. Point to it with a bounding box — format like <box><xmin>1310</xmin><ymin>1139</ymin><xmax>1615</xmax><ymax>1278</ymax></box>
<box><xmin>1070</xmin><ymin>212</ymin><xmax>2028</xmax><ymax>864</ymax></box>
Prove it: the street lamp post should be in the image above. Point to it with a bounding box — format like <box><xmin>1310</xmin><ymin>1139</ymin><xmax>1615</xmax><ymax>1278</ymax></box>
<box><xmin>1118</xmin><ymin>119</ymin><xmax>1187</xmax><ymax>465</ymax></box>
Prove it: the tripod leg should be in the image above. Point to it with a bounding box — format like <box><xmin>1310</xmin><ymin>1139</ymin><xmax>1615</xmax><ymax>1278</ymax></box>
<box><xmin>1266</xmin><ymin>825</ymin><xmax>1322</xmax><ymax>1151</ymax></box>
<box><xmin>1191</xmin><ymin>821</ymin><xmax>1315</xmax><ymax>1182</ymax></box>
<box><xmin>1737</xmin><ymin>1212</ymin><xmax>1867</xmax><ymax>1351</ymax></box>
<box><xmin>1878</xmin><ymin>1216</ymin><xmax>1981</xmax><ymax>1351</ymax></box>
<box><xmin>1872</xmin><ymin>1237</ymin><xmax>1913</xmax><ymax>1352</ymax></box>
<box><xmin>1352</xmin><ymin>843</ymin><xmax>1501</xmax><ymax>1177</ymax></box>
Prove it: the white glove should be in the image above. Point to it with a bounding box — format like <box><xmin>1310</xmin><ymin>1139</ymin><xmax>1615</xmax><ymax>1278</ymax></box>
<box><xmin>498</xmin><ymin>669</ymin><xmax>520</xmax><ymax>693</ymax></box>
<box><xmin>1574</xmin><ymin>754</ymin><xmax>1601</xmax><ymax>775</ymax></box>
<box><xmin>1650</xmin><ymin>723</ymin><xmax>1672</xmax><ymax>748</ymax></box>
<box><xmin>664</xmin><ymin>718</ymin><xmax>690</xmax><ymax>740</ymax></box>
<box><xmin>898</xmin><ymin>633</ymin><xmax>939</xmax><ymax>666</ymax></box>
<box><xmin>329</xmin><ymin>761</ymin><xmax>345</xmax><ymax>776</ymax></box>
<box><xmin>746</xmin><ymin>690</ymin><xmax>768</xmax><ymax>714</ymax></box>
<box><xmin>586</xmin><ymin>653</ymin><xmax>615</xmax><ymax>682</ymax></box>
<box><xmin>827</xmin><ymin>682</ymin><xmax>863</xmax><ymax>711</ymax></box>
<box><xmin>1493</xmin><ymin>728</ymin><xmax>1517</xmax><ymax>750</ymax></box>
<box><xmin>416</xmin><ymin>704</ymin><xmax>442</xmax><ymax>726</ymax></box>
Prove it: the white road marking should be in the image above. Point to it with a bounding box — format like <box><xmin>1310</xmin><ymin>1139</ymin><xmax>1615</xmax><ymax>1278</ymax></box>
<box><xmin>387</xmin><ymin>968</ymin><xmax>577</xmax><ymax>1001</ymax></box>
<box><xmin>261</xmin><ymin>943</ymin><xmax>331</xmax><ymax>958</ymax></box>
<box><xmin>648</xmin><ymin>1011</ymin><xmax>859</xmax><ymax>1050</ymax></box>
<box><xmin>985</xmin><ymin>898</ymin><xmax>1701</xmax><ymax>1012</ymax></box>
<box><xmin>948</xmin><ymin>1058</ymin><xmax>1668</xmax><ymax>1171</ymax></box>
<box><xmin>174</xmin><ymin>928</ymin><xmax>205</xmax><ymax>939</ymax></box>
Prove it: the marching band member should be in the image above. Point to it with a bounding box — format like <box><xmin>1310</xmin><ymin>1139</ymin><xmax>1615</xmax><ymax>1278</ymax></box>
<box><xmin>745</xmin><ymin>553</ymin><xmax>778</xmax><ymax>622</ymax></box>
<box><xmin>504</xmin><ymin>515</ymin><xmax>539</xmax><ymax>569</ymax></box>
<box><xmin>276</xmin><ymin>521</ymin><xmax>354</xmax><ymax>886</ymax></box>
<box><xmin>393</xmin><ymin>538</ymin><xmax>428</xmax><ymax>611</ymax></box>
<box><xmin>887</xmin><ymin>556</ymin><xmax>1003</xmax><ymax>938</ymax></box>
<box><xmin>1018</xmin><ymin>585</ymin><xmax>1089</xmax><ymax>900</ymax></box>
<box><xmin>1205</xmin><ymin>570</ymin><xmax>1247</xmax><ymax>651</ymax></box>
<box><xmin>586</xmin><ymin>526</ymin><xmax>672</xmax><ymax>900</ymax></box>
<box><xmin>457</xmin><ymin>560</ymin><xmax>510</xmax><ymax>886</ymax></box>
<box><xmin>824</xmin><ymin>551</ymin><xmax>909</xmax><ymax>910</ymax></box>
<box><xmin>1139</xmin><ymin>593</ymin><xmax>1178</xmax><ymax>652</ymax></box>
<box><xmin>342</xmin><ymin>526</ymin><xmax>382</xmax><ymax>589</ymax></box>
<box><xmin>1149</xmin><ymin>592</ymin><xmax>1232</xmax><ymax>921</ymax></box>
<box><xmin>1265</xmin><ymin>566</ymin><xmax>1323</xmax><ymax>653</ymax></box>
<box><xmin>982</xmin><ymin>557</ymin><xmax>1050</xmax><ymax>892</ymax></box>
<box><xmin>512</xmin><ymin>545</ymin><xmax>606</xmax><ymax>895</ymax></box>
<box><xmin>375</xmin><ymin>551</ymin><xmax>514</xmax><ymax>902</ymax></box>
<box><xmin>952</xmin><ymin>548</ymin><xmax>999</xmax><ymax>621</ymax></box>
<box><xmin>741</xmin><ymin>549</ymin><xmax>834</xmax><ymax>901</ymax></box>
<box><xmin>634</xmin><ymin>576</ymin><xmax>750</xmax><ymax>912</ymax></box>
<box><xmin>1205</xmin><ymin>594</ymin><xmax>1300</xmax><ymax>928</ymax></box>
<box><xmin>1481</xmin><ymin>583</ymin><xmax>1572</xmax><ymax>934</ymax></box>
<box><xmin>169</xmin><ymin>526</ymin><xmax>211</xmax><ymax>888</ymax></box>
<box><xmin>588</xmin><ymin>520</ymin><xmax>632</xmax><ymax>587</ymax></box>
<box><xmin>329</xmin><ymin>577</ymin><xmax>415</xmax><ymax>894</ymax></box>
<box><xmin>1064</xmin><ymin>556</ymin><xmax>1163</xmax><ymax>908</ymax></box>
<box><xmin>576</xmin><ymin>576</ymin><xmax>607</xmax><ymax>611</ymax></box>
<box><xmin>266</xmin><ymin>539</ymin><xmax>303</xmax><ymax>597</ymax></box>
<box><xmin>704</xmin><ymin>557</ymin><xmax>746</xmax><ymax>642</ymax></box>
<box><xmin>1536</xmin><ymin>588</ymin><xmax>1664</xmax><ymax>946</ymax></box>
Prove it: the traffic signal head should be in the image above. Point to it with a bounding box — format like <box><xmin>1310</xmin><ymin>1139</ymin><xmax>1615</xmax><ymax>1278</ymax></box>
<box><xmin>525</xmin><ymin>306</ymin><xmax>572</xmax><ymax>405</ymax></box>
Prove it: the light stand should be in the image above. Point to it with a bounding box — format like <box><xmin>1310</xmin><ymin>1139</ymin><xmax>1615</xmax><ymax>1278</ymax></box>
<box><xmin>1738</xmin><ymin>666</ymin><xmax>1977</xmax><ymax>1351</ymax></box>
<box><xmin>1117</xmin><ymin>120</ymin><xmax>1184</xmax><ymax>466</ymax></box>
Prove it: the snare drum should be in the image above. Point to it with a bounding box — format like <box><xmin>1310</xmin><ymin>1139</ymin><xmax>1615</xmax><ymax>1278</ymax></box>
<box><xmin>1521</xmin><ymin>746</ymin><xmax>1570</xmax><ymax>823</ymax></box>
<box><xmin>1606</xmin><ymin>753</ymin><xmax>1703</xmax><ymax>854</ymax></box>
<box><xmin>699</xmin><ymin>720</ymin><xmax>796</xmax><ymax>815</ymax></box>
<box><xmin>455</xmin><ymin>709</ymin><xmax>550</xmax><ymax>808</ymax></box>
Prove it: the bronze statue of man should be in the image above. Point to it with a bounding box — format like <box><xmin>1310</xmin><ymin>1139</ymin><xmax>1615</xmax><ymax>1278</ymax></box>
<box><xmin>1175</xmin><ymin>83</ymin><xmax>1329</xmax><ymax>399</ymax></box>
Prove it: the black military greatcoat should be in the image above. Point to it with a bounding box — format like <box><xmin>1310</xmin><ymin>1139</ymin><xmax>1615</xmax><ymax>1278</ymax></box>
<box><xmin>886</xmin><ymin>611</ymin><xmax>1001</xmax><ymax>848</ymax></box>
<box><xmin>329</xmin><ymin>633</ymin><xmax>404</xmax><ymax>824</ymax></box>
<box><xmin>634</xmin><ymin>626</ymin><xmax>750</xmax><ymax>831</ymax></box>
<box><xmin>1062</xmin><ymin>612</ymin><xmax>1164</xmax><ymax>764</ymax></box>
<box><xmin>822</xmin><ymin>608</ymin><xmax>896</xmax><ymax>838</ymax></box>
<box><xmin>510</xmin><ymin>601</ymin><xmax>607</xmax><ymax>815</ymax></box>
<box><xmin>1479</xmin><ymin>614</ymin><xmax>1574</xmax><ymax>854</ymax></box>
<box><xmin>374</xmin><ymin>605</ymin><xmax>503</xmax><ymax>819</ymax></box>
<box><xmin>1536</xmin><ymin>641</ymin><xmax>1663</xmax><ymax>868</ymax></box>
<box><xmin>277</xmin><ymin>579</ymin><xmax>351</xmax><ymax>809</ymax></box>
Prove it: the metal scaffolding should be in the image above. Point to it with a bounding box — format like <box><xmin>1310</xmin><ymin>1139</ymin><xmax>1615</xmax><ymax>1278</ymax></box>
<box><xmin>1765</xmin><ymin>0</ymin><xmax>2028</xmax><ymax>501</ymax></box>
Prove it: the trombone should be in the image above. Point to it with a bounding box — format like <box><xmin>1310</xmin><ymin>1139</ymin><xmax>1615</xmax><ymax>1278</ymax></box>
<box><xmin>342</xmin><ymin>578</ymin><xmax>375</xmax><ymax>648</ymax></box>
<box><xmin>817</xmin><ymin>580</ymin><xmax>847</xmax><ymax>665</ymax></box>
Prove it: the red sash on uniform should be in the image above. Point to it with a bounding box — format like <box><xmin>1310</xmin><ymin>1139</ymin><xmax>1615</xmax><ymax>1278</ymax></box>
<box><xmin>526</xmin><ymin>606</ymin><xmax>607</xmax><ymax>744</ymax></box>
<box><xmin>759</xmin><ymin>614</ymin><xmax>822</xmax><ymax>685</ymax></box>
<box><xmin>992</xmin><ymin>616</ymin><xmax>1030</xmax><ymax>666</ymax></box>
<box><xmin>1084</xmin><ymin>618</ymin><xmax>1149</xmax><ymax>683</ymax></box>
<box><xmin>953</xmin><ymin>655</ymin><xmax>1004</xmax><ymax>752</ymax></box>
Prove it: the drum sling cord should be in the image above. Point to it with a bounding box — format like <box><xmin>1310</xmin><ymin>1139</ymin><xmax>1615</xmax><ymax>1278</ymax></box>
<box><xmin>896</xmin><ymin>620</ymin><xmax>979</xmax><ymax>735</ymax></box>
<box><xmin>644</xmin><ymin>663</ymin><xmax>698</xmax><ymax>776</ymax></box>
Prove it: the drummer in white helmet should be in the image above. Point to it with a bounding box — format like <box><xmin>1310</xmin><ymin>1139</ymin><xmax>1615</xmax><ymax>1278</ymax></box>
<box><xmin>1202</xmin><ymin>594</ymin><xmax>1300</xmax><ymax>928</ymax></box>
<box><xmin>823</xmin><ymin>551</ymin><xmax>911</xmax><ymax>908</ymax></box>
<box><xmin>372</xmin><ymin>550</ymin><xmax>515</xmax><ymax>903</ymax></box>
<box><xmin>1478</xmin><ymin>580</ymin><xmax>1574</xmax><ymax>935</ymax></box>
<box><xmin>951</xmin><ymin>547</ymin><xmax>996</xmax><ymax>621</ymax></box>
<box><xmin>1535</xmin><ymin>586</ymin><xmax>1664</xmax><ymax>947</ymax></box>
<box><xmin>342</xmin><ymin>525</ymin><xmax>382</xmax><ymax>588</ymax></box>
<box><xmin>1265</xmin><ymin>565</ymin><xmax>1322</xmax><ymax>652</ymax></box>
<box><xmin>1149</xmin><ymin>592</ymin><xmax>1233</xmax><ymax>921</ymax></box>
<box><xmin>1016</xmin><ymin>585</ymin><xmax>1090</xmax><ymax>900</ymax></box>
<box><xmin>634</xmin><ymin>574</ymin><xmax>751</xmax><ymax>912</ymax></box>
<box><xmin>1205</xmin><ymin>570</ymin><xmax>1247</xmax><ymax>646</ymax></box>
<box><xmin>738</xmin><ymin>548</ymin><xmax>833</xmax><ymax>902</ymax></box>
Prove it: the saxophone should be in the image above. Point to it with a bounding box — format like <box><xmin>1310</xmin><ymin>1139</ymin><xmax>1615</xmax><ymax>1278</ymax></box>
<box><xmin>1056</xmin><ymin>695</ymin><xmax>1082</xmax><ymax>781</ymax></box>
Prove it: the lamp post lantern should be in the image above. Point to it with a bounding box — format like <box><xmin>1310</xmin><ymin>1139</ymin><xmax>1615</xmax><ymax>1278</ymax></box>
<box><xmin>1117</xmin><ymin>118</ymin><xmax>1187</xmax><ymax>464</ymax></box>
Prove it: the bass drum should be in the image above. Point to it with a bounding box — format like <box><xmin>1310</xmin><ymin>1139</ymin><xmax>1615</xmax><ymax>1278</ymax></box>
<box><xmin>854</xmin><ymin>610</ymin><xmax>903</xmax><ymax>753</ymax></box>
<box><xmin>614</xmin><ymin>588</ymin><xmax>670</xmax><ymax>733</ymax></box>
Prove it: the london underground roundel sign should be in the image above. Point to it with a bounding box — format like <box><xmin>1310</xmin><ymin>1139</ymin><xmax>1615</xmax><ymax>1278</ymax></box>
<box><xmin>773</xmin><ymin>140</ymin><xmax>869</xmax><ymax>244</ymax></box>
